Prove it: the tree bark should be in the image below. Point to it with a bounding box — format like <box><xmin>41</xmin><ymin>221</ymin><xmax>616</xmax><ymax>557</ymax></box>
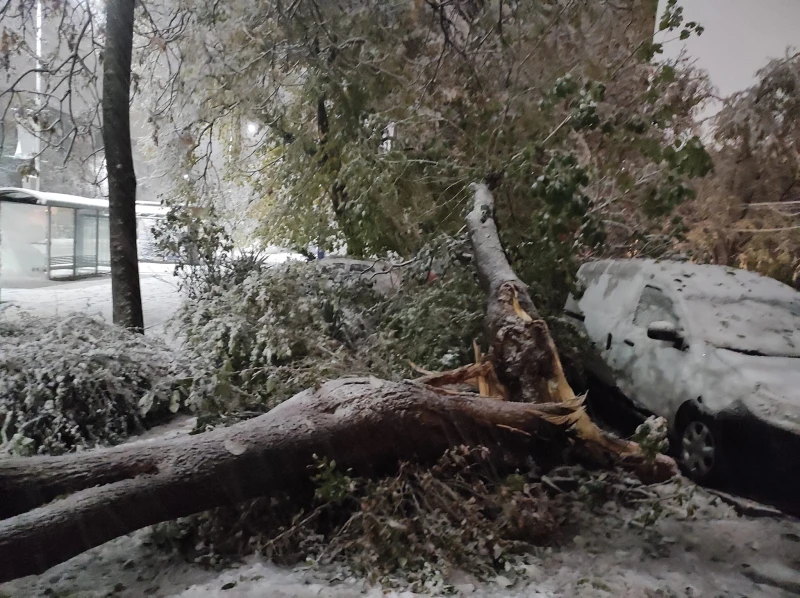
<box><xmin>102</xmin><ymin>0</ymin><xmax>144</xmax><ymax>332</ymax></box>
<box><xmin>0</xmin><ymin>184</ymin><xmax>677</xmax><ymax>582</ymax></box>
<box><xmin>0</xmin><ymin>379</ymin><xmax>589</xmax><ymax>581</ymax></box>
<box><xmin>466</xmin><ymin>183</ymin><xmax>675</xmax><ymax>473</ymax></box>
<box><xmin>467</xmin><ymin>183</ymin><xmax>570</xmax><ymax>403</ymax></box>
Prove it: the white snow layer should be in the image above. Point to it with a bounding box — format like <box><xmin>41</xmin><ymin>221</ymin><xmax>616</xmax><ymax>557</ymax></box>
<box><xmin>2</xmin><ymin>494</ymin><xmax>799</xmax><ymax>597</ymax></box>
<box><xmin>0</xmin><ymin>263</ymin><xmax>183</xmax><ymax>341</ymax></box>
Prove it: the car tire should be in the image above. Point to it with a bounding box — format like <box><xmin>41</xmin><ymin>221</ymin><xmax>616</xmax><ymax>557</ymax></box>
<box><xmin>675</xmin><ymin>410</ymin><xmax>727</xmax><ymax>486</ymax></box>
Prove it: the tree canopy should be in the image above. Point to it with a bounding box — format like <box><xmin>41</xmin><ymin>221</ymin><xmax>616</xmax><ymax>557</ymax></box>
<box><xmin>137</xmin><ymin>0</ymin><xmax>711</xmax><ymax>303</ymax></box>
<box><xmin>4</xmin><ymin>0</ymin><xmax>799</xmax><ymax>290</ymax></box>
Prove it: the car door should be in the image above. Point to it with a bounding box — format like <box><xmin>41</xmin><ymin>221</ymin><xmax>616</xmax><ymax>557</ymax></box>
<box><xmin>611</xmin><ymin>284</ymin><xmax>692</xmax><ymax>418</ymax></box>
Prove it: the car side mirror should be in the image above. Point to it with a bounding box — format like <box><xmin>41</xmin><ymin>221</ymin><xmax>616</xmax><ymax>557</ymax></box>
<box><xmin>647</xmin><ymin>321</ymin><xmax>683</xmax><ymax>344</ymax></box>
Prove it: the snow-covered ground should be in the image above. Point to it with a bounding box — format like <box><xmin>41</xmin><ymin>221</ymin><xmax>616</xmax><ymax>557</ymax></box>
<box><xmin>0</xmin><ymin>255</ymin><xmax>301</xmax><ymax>341</ymax></box>
<box><xmin>0</xmin><ymin>263</ymin><xmax>184</xmax><ymax>340</ymax></box>
<box><xmin>2</xmin><ymin>489</ymin><xmax>798</xmax><ymax>597</ymax></box>
<box><xmin>2</xmin><ymin>417</ymin><xmax>799</xmax><ymax>598</ymax></box>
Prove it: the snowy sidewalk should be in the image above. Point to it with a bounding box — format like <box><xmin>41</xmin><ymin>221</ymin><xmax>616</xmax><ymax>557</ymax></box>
<box><xmin>0</xmin><ymin>263</ymin><xmax>184</xmax><ymax>338</ymax></box>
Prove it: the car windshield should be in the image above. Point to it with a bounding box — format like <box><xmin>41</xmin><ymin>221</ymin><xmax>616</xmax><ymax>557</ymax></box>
<box><xmin>686</xmin><ymin>297</ymin><xmax>800</xmax><ymax>358</ymax></box>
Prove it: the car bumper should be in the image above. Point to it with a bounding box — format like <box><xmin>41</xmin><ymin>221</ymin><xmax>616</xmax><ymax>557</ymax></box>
<box><xmin>716</xmin><ymin>403</ymin><xmax>800</xmax><ymax>500</ymax></box>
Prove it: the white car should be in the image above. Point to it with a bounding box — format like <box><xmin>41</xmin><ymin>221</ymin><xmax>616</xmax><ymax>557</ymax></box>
<box><xmin>316</xmin><ymin>257</ymin><xmax>403</xmax><ymax>296</ymax></box>
<box><xmin>565</xmin><ymin>259</ymin><xmax>800</xmax><ymax>491</ymax></box>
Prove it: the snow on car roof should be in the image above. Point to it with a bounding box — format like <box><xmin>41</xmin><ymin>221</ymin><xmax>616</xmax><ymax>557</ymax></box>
<box><xmin>579</xmin><ymin>259</ymin><xmax>800</xmax><ymax>357</ymax></box>
<box><xmin>585</xmin><ymin>258</ymin><xmax>798</xmax><ymax>302</ymax></box>
<box><xmin>644</xmin><ymin>260</ymin><xmax>797</xmax><ymax>301</ymax></box>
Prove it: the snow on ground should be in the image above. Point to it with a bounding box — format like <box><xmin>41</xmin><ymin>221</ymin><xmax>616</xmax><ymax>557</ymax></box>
<box><xmin>2</xmin><ymin>491</ymin><xmax>799</xmax><ymax>598</ymax></box>
<box><xmin>0</xmin><ymin>263</ymin><xmax>184</xmax><ymax>341</ymax></box>
<box><xmin>0</xmin><ymin>256</ymin><xmax>300</xmax><ymax>341</ymax></box>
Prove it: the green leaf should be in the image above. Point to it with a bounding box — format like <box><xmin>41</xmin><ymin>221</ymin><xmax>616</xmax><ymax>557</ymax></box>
<box><xmin>637</xmin><ymin>42</ymin><xmax>663</xmax><ymax>62</ymax></box>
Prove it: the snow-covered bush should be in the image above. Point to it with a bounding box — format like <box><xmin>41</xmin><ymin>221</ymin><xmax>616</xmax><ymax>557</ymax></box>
<box><xmin>0</xmin><ymin>315</ymin><xmax>191</xmax><ymax>456</ymax></box>
<box><xmin>177</xmin><ymin>237</ymin><xmax>485</xmax><ymax>416</ymax></box>
<box><xmin>152</xmin><ymin>204</ymin><xmax>282</xmax><ymax>300</ymax></box>
<box><xmin>179</xmin><ymin>260</ymin><xmax>379</xmax><ymax>413</ymax></box>
<box><xmin>633</xmin><ymin>416</ymin><xmax>670</xmax><ymax>463</ymax></box>
<box><xmin>379</xmin><ymin>236</ymin><xmax>485</xmax><ymax>371</ymax></box>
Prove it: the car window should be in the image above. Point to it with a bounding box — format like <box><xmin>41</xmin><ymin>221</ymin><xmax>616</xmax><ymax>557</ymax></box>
<box><xmin>633</xmin><ymin>285</ymin><xmax>679</xmax><ymax>328</ymax></box>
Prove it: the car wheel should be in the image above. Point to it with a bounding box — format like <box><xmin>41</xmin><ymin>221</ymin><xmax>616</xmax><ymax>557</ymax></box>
<box><xmin>677</xmin><ymin>415</ymin><xmax>726</xmax><ymax>485</ymax></box>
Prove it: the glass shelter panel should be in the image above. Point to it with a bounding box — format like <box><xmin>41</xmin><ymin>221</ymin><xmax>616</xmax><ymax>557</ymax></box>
<box><xmin>98</xmin><ymin>212</ymin><xmax>110</xmax><ymax>273</ymax></box>
<box><xmin>49</xmin><ymin>206</ymin><xmax>76</xmax><ymax>279</ymax></box>
<box><xmin>76</xmin><ymin>208</ymin><xmax>99</xmax><ymax>276</ymax></box>
<box><xmin>0</xmin><ymin>202</ymin><xmax>48</xmax><ymax>282</ymax></box>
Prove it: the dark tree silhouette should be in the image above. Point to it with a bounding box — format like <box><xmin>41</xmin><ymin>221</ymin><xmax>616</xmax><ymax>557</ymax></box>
<box><xmin>102</xmin><ymin>0</ymin><xmax>144</xmax><ymax>332</ymax></box>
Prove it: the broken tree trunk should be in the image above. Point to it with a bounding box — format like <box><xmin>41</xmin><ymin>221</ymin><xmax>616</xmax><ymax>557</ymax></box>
<box><xmin>0</xmin><ymin>182</ymin><xmax>676</xmax><ymax>583</ymax></box>
<box><xmin>0</xmin><ymin>379</ymin><xmax>596</xmax><ymax>581</ymax></box>
<box><xmin>467</xmin><ymin>182</ymin><xmax>572</xmax><ymax>404</ymax></box>
<box><xmin>466</xmin><ymin>183</ymin><xmax>672</xmax><ymax>468</ymax></box>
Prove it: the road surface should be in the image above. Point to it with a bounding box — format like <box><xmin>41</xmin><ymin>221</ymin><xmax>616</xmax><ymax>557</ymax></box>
<box><xmin>0</xmin><ymin>263</ymin><xmax>183</xmax><ymax>340</ymax></box>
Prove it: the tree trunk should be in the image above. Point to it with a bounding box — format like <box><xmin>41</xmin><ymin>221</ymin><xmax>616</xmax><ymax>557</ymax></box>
<box><xmin>465</xmin><ymin>183</ymin><xmax>673</xmax><ymax>470</ymax></box>
<box><xmin>0</xmin><ymin>379</ymin><xmax>587</xmax><ymax>581</ymax></box>
<box><xmin>0</xmin><ymin>184</ymin><xmax>676</xmax><ymax>582</ymax></box>
<box><xmin>102</xmin><ymin>0</ymin><xmax>144</xmax><ymax>332</ymax></box>
<box><xmin>467</xmin><ymin>183</ymin><xmax>574</xmax><ymax>404</ymax></box>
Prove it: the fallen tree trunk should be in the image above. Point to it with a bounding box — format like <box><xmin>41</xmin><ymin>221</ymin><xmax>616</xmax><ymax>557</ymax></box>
<box><xmin>0</xmin><ymin>183</ymin><xmax>676</xmax><ymax>582</ymax></box>
<box><xmin>0</xmin><ymin>379</ymin><xmax>597</xmax><ymax>581</ymax></box>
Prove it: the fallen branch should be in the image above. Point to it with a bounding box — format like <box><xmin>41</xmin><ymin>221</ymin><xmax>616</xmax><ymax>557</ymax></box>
<box><xmin>0</xmin><ymin>181</ymin><xmax>677</xmax><ymax>582</ymax></box>
<box><xmin>0</xmin><ymin>378</ymin><xmax>671</xmax><ymax>581</ymax></box>
<box><xmin>412</xmin><ymin>360</ymin><xmax>507</xmax><ymax>399</ymax></box>
<box><xmin>706</xmin><ymin>489</ymin><xmax>790</xmax><ymax>519</ymax></box>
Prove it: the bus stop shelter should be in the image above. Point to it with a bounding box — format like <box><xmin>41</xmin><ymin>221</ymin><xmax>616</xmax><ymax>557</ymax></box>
<box><xmin>0</xmin><ymin>187</ymin><xmax>172</xmax><ymax>287</ymax></box>
<box><xmin>0</xmin><ymin>187</ymin><xmax>111</xmax><ymax>284</ymax></box>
